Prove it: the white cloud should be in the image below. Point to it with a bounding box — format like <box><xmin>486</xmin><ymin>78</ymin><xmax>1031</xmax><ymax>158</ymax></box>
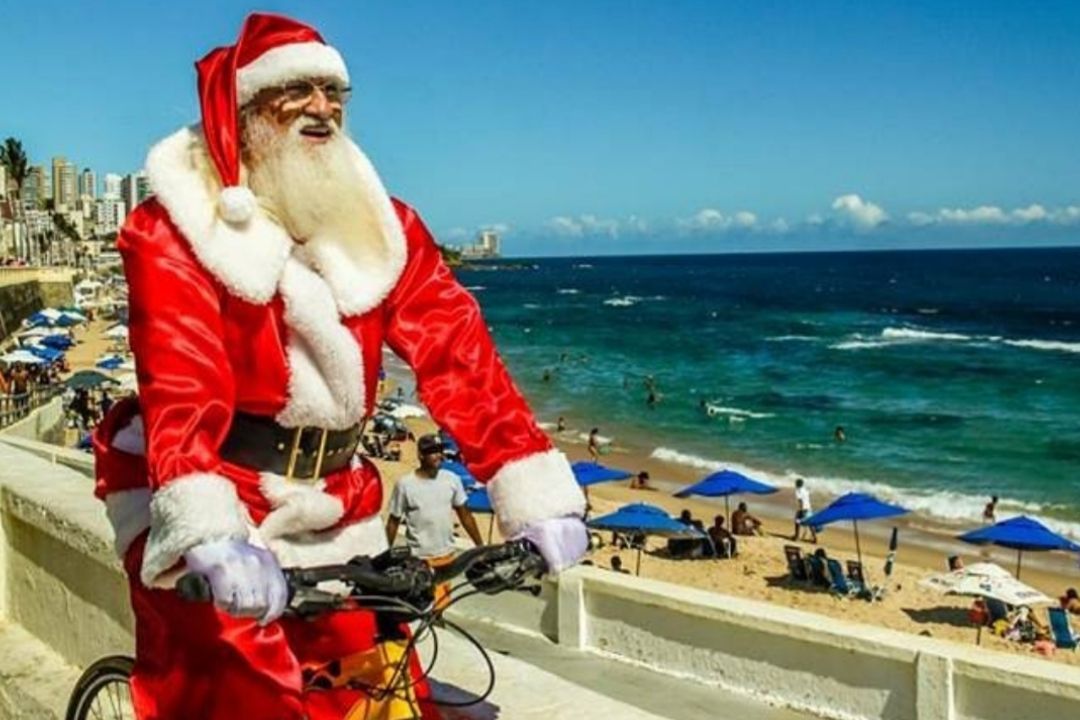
<box><xmin>1054</xmin><ymin>206</ymin><xmax>1080</xmax><ymax>224</ymax></box>
<box><xmin>678</xmin><ymin>208</ymin><xmax>759</xmax><ymax>232</ymax></box>
<box><xmin>733</xmin><ymin>211</ymin><xmax>758</xmax><ymax>228</ymax></box>
<box><xmin>443</xmin><ymin>227</ymin><xmax>468</xmax><ymax>242</ymax></box>
<box><xmin>907</xmin><ymin>203</ymin><xmax>1080</xmax><ymax>227</ymax></box>
<box><xmin>484</xmin><ymin>222</ymin><xmax>512</xmax><ymax>234</ymax></box>
<box><xmin>831</xmin><ymin>194</ymin><xmax>888</xmax><ymax>231</ymax></box>
<box><xmin>1011</xmin><ymin>204</ymin><xmax>1047</xmax><ymax>222</ymax></box>
<box><xmin>770</xmin><ymin>218</ymin><xmax>790</xmax><ymax>233</ymax></box>
<box><xmin>940</xmin><ymin>205</ymin><xmax>1009</xmax><ymax>224</ymax></box>
<box><xmin>545</xmin><ymin>214</ymin><xmax>620</xmax><ymax>238</ymax></box>
<box><xmin>625</xmin><ymin>215</ymin><xmax>650</xmax><ymax>234</ymax></box>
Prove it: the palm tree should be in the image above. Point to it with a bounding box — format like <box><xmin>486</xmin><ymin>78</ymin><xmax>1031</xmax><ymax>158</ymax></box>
<box><xmin>0</xmin><ymin>137</ymin><xmax>29</xmax><ymax>202</ymax></box>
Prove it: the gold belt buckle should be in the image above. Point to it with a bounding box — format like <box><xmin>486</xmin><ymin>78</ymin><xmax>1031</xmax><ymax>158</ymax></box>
<box><xmin>285</xmin><ymin>426</ymin><xmax>330</xmax><ymax>483</ymax></box>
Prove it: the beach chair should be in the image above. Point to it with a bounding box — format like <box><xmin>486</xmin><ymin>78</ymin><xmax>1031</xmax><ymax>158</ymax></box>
<box><xmin>845</xmin><ymin>560</ymin><xmax>870</xmax><ymax>598</ymax></box>
<box><xmin>784</xmin><ymin>546</ymin><xmax>808</xmax><ymax>582</ymax></box>
<box><xmin>825</xmin><ymin>558</ymin><xmax>854</xmax><ymax>597</ymax></box>
<box><xmin>1048</xmin><ymin>608</ymin><xmax>1078</xmax><ymax>651</ymax></box>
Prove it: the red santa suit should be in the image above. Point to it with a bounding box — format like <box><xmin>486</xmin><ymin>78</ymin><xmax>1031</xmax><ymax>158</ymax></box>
<box><xmin>92</xmin><ymin>13</ymin><xmax>585</xmax><ymax>720</ymax></box>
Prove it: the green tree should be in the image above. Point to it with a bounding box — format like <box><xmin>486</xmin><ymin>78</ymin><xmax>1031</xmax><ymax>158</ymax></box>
<box><xmin>0</xmin><ymin>137</ymin><xmax>29</xmax><ymax>200</ymax></box>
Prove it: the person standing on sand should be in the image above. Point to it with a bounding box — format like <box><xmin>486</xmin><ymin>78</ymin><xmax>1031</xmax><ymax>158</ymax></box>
<box><xmin>793</xmin><ymin>478</ymin><xmax>817</xmax><ymax>543</ymax></box>
<box><xmin>588</xmin><ymin>427</ymin><xmax>601</xmax><ymax>462</ymax></box>
<box><xmin>386</xmin><ymin>434</ymin><xmax>485</xmax><ymax>608</ymax></box>
<box><xmin>983</xmin><ymin>496</ymin><xmax>999</xmax><ymax>524</ymax></box>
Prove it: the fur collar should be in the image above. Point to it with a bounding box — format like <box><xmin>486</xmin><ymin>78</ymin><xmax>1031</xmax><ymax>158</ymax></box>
<box><xmin>144</xmin><ymin>125</ymin><xmax>408</xmax><ymax>315</ymax></box>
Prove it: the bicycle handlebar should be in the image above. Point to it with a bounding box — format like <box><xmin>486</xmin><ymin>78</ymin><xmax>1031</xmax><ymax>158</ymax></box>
<box><xmin>176</xmin><ymin>540</ymin><xmax>547</xmax><ymax>614</ymax></box>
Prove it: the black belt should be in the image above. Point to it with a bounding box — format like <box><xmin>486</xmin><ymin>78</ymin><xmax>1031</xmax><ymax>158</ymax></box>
<box><xmin>220</xmin><ymin>412</ymin><xmax>362</xmax><ymax>481</ymax></box>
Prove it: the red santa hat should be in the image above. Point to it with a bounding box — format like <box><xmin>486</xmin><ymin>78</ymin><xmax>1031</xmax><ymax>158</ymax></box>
<box><xmin>195</xmin><ymin>12</ymin><xmax>349</xmax><ymax>224</ymax></box>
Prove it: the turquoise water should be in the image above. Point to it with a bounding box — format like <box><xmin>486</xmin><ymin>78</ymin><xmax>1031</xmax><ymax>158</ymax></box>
<box><xmin>455</xmin><ymin>247</ymin><xmax>1080</xmax><ymax>536</ymax></box>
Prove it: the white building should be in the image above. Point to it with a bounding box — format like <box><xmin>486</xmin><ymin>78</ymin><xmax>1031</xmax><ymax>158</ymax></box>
<box><xmin>103</xmin><ymin>173</ymin><xmax>122</xmax><ymax>199</ymax></box>
<box><xmin>460</xmin><ymin>228</ymin><xmax>502</xmax><ymax>259</ymax></box>
<box><xmin>95</xmin><ymin>197</ymin><xmax>127</xmax><ymax>234</ymax></box>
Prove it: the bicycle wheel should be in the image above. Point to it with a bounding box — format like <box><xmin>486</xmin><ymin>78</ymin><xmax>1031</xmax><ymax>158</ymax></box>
<box><xmin>66</xmin><ymin>655</ymin><xmax>136</xmax><ymax>720</ymax></box>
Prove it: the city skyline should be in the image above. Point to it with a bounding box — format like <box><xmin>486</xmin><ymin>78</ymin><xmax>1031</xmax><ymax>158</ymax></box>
<box><xmin>3</xmin><ymin>1</ymin><xmax>1079</xmax><ymax>256</ymax></box>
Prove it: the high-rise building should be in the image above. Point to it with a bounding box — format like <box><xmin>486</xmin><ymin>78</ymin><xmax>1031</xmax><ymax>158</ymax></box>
<box><xmin>135</xmin><ymin>172</ymin><xmax>152</xmax><ymax>204</ymax></box>
<box><xmin>21</xmin><ymin>166</ymin><xmax>46</xmax><ymax>209</ymax></box>
<box><xmin>79</xmin><ymin>168</ymin><xmax>97</xmax><ymax>199</ymax></box>
<box><xmin>52</xmin><ymin>156</ymin><xmax>77</xmax><ymax>209</ymax></box>
<box><xmin>121</xmin><ymin>171</ymin><xmax>150</xmax><ymax>214</ymax></box>
<box><xmin>103</xmin><ymin>173</ymin><xmax>122</xmax><ymax>199</ymax></box>
<box><xmin>477</xmin><ymin>229</ymin><xmax>501</xmax><ymax>257</ymax></box>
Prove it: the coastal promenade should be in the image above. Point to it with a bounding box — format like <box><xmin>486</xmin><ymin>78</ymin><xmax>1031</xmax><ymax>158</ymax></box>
<box><xmin>0</xmin><ymin>401</ymin><xmax>1078</xmax><ymax>718</ymax></box>
<box><xmin>0</xmin><ymin>403</ymin><xmax>807</xmax><ymax>720</ymax></box>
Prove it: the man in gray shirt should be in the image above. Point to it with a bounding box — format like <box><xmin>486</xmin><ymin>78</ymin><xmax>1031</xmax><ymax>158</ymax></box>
<box><xmin>386</xmin><ymin>434</ymin><xmax>484</xmax><ymax>560</ymax></box>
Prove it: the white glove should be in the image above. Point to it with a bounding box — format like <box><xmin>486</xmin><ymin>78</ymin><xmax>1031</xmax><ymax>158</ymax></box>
<box><xmin>517</xmin><ymin>516</ymin><xmax>589</xmax><ymax>574</ymax></box>
<box><xmin>183</xmin><ymin>539</ymin><xmax>288</xmax><ymax>625</ymax></box>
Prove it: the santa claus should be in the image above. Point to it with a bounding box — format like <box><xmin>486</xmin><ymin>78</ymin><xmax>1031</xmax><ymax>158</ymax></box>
<box><xmin>93</xmin><ymin>12</ymin><xmax>587</xmax><ymax>719</ymax></box>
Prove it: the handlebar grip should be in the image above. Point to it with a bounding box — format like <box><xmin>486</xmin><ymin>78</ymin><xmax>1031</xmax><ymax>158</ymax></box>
<box><xmin>176</xmin><ymin>572</ymin><xmax>213</xmax><ymax>602</ymax></box>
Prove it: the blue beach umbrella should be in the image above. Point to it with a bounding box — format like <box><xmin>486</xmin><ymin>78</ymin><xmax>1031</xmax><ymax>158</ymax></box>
<box><xmin>26</xmin><ymin>345</ymin><xmax>63</xmax><ymax>363</ymax></box>
<box><xmin>96</xmin><ymin>355</ymin><xmax>124</xmax><ymax>370</ymax></box>
<box><xmin>40</xmin><ymin>334</ymin><xmax>73</xmax><ymax>350</ymax></box>
<box><xmin>465</xmin><ymin>487</ymin><xmax>492</xmax><ymax>513</ymax></box>
<box><xmin>440</xmin><ymin>459</ymin><xmax>476</xmax><ymax>489</ymax></box>
<box><xmin>674</xmin><ymin>469</ymin><xmax>777</xmax><ymax>527</ymax></box>
<box><xmin>588</xmin><ymin>502</ymin><xmax>705</xmax><ymax>575</ymax></box>
<box><xmin>958</xmin><ymin>516</ymin><xmax>1080</xmax><ymax>578</ymax></box>
<box><xmin>803</xmin><ymin>492</ymin><xmax>909</xmax><ymax>569</ymax></box>
<box><xmin>26</xmin><ymin>311</ymin><xmax>52</xmax><ymax>328</ymax></box>
<box><xmin>571</xmin><ymin>461</ymin><xmax>632</xmax><ymax>487</ymax></box>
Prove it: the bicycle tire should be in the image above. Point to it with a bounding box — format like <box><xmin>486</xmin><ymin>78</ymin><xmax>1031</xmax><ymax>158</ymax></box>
<box><xmin>65</xmin><ymin>655</ymin><xmax>136</xmax><ymax>720</ymax></box>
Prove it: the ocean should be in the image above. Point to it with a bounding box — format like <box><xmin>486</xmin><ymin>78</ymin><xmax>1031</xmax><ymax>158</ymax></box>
<box><xmin>450</xmin><ymin>246</ymin><xmax>1080</xmax><ymax>537</ymax></box>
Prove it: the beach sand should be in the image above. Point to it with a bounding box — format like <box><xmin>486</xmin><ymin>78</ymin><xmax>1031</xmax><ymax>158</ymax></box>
<box><xmin>378</xmin><ymin>400</ymin><xmax>1080</xmax><ymax>669</ymax></box>
<box><xmin>65</xmin><ymin>323</ymin><xmax>1080</xmax><ymax>667</ymax></box>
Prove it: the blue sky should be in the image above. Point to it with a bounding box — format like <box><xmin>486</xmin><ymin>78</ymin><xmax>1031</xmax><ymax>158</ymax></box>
<box><xmin>3</xmin><ymin>1</ymin><xmax>1079</xmax><ymax>255</ymax></box>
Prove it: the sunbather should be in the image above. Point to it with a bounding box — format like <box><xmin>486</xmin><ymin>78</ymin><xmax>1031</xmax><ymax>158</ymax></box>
<box><xmin>708</xmin><ymin>515</ymin><xmax>738</xmax><ymax>558</ymax></box>
<box><xmin>1061</xmin><ymin>587</ymin><xmax>1080</xmax><ymax>616</ymax></box>
<box><xmin>732</xmin><ymin>502</ymin><xmax>764</xmax><ymax>536</ymax></box>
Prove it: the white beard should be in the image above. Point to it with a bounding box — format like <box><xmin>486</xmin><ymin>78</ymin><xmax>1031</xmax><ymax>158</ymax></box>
<box><xmin>244</xmin><ymin>116</ymin><xmax>388</xmax><ymax>267</ymax></box>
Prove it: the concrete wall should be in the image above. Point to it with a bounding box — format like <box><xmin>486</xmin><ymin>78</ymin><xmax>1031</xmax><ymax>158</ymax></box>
<box><xmin>0</xmin><ymin>268</ymin><xmax>75</xmax><ymax>340</ymax></box>
<box><xmin>0</xmin><ymin>432</ymin><xmax>1078</xmax><ymax>719</ymax></box>
<box><xmin>449</xmin><ymin>556</ymin><xmax>1080</xmax><ymax>720</ymax></box>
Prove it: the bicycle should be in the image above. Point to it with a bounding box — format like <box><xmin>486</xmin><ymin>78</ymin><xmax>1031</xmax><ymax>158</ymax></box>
<box><xmin>66</xmin><ymin>540</ymin><xmax>546</xmax><ymax>720</ymax></box>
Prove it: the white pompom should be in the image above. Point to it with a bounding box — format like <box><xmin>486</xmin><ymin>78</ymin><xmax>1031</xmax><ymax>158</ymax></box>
<box><xmin>219</xmin><ymin>185</ymin><xmax>256</xmax><ymax>224</ymax></box>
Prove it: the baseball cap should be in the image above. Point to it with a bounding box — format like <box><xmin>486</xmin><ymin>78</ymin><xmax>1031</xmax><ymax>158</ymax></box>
<box><xmin>417</xmin><ymin>434</ymin><xmax>444</xmax><ymax>456</ymax></box>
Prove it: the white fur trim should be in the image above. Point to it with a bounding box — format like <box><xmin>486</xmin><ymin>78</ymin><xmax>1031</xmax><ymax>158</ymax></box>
<box><xmin>140</xmin><ymin>473</ymin><xmax>252</xmax><ymax>587</ymax></box>
<box><xmin>275</xmin><ymin>257</ymin><xmax>365</xmax><ymax>428</ymax></box>
<box><xmin>487</xmin><ymin>449</ymin><xmax>587</xmax><ymax>538</ymax></box>
<box><xmin>236</xmin><ymin>42</ymin><xmax>349</xmax><ymax>106</ymax></box>
<box><xmin>219</xmin><ymin>185</ymin><xmax>256</xmax><ymax>223</ymax></box>
<box><xmin>258</xmin><ymin>472</ymin><xmax>346</xmax><ymax>540</ymax></box>
<box><xmin>144</xmin><ymin>125</ymin><xmax>407</xmax><ymax>315</ymax></box>
<box><xmin>104</xmin><ymin>488</ymin><xmax>151</xmax><ymax>558</ymax></box>
<box><xmin>266</xmin><ymin>514</ymin><xmax>387</xmax><ymax>569</ymax></box>
<box><xmin>145</xmin><ymin>126</ymin><xmax>291</xmax><ymax>304</ymax></box>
